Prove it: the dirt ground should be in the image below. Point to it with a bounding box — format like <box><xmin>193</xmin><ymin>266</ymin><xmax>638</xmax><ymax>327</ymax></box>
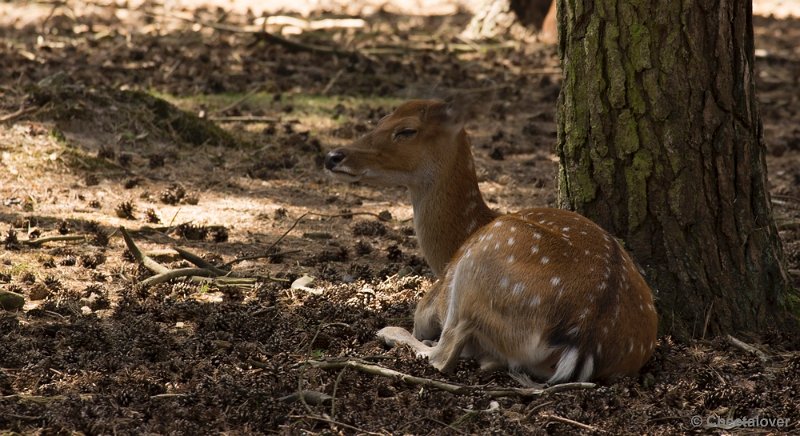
<box><xmin>1</xmin><ymin>1</ymin><xmax>799</xmax><ymax>434</ymax></box>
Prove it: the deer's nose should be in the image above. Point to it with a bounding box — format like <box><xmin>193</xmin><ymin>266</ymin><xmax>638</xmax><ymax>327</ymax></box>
<box><xmin>325</xmin><ymin>150</ymin><xmax>346</xmax><ymax>170</ymax></box>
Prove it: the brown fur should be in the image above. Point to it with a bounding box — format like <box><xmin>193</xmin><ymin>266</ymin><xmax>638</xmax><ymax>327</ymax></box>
<box><xmin>326</xmin><ymin>99</ymin><xmax>658</xmax><ymax>383</ymax></box>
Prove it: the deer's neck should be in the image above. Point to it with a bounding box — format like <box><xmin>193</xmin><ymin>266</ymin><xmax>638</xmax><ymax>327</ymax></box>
<box><xmin>408</xmin><ymin>132</ymin><xmax>499</xmax><ymax>276</ymax></box>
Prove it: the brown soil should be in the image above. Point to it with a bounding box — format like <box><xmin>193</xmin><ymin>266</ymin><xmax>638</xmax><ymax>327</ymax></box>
<box><xmin>1</xmin><ymin>2</ymin><xmax>799</xmax><ymax>434</ymax></box>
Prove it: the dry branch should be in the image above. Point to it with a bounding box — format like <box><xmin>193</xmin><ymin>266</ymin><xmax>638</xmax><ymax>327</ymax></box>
<box><xmin>22</xmin><ymin>234</ymin><xmax>90</xmax><ymax>247</ymax></box>
<box><xmin>288</xmin><ymin>414</ymin><xmax>384</xmax><ymax>435</ymax></box>
<box><xmin>0</xmin><ymin>105</ymin><xmax>40</xmax><ymax>123</ymax></box>
<box><xmin>307</xmin><ymin>359</ymin><xmax>596</xmax><ymax>398</ymax></box>
<box><xmin>207</xmin><ymin>116</ymin><xmax>279</xmax><ymax>123</ymax></box>
<box><xmin>139</xmin><ymin>267</ymin><xmax>216</xmax><ymax>288</ymax></box>
<box><xmin>174</xmin><ymin>247</ymin><xmax>230</xmax><ymax>276</ymax></box>
<box><xmin>120</xmin><ymin>227</ymin><xmax>255</xmax><ymax>289</ymax></box>
<box><xmin>2</xmin><ymin>394</ymin><xmax>94</xmax><ymax>403</ymax></box>
<box><xmin>727</xmin><ymin>335</ymin><xmax>770</xmax><ymax>363</ymax></box>
<box><xmin>541</xmin><ymin>413</ymin><xmax>605</xmax><ymax>433</ymax></box>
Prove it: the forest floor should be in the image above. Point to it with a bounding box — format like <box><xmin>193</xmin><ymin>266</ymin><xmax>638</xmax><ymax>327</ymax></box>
<box><xmin>1</xmin><ymin>1</ymin><xmax>799</xmax><ymax>434</ymax></box>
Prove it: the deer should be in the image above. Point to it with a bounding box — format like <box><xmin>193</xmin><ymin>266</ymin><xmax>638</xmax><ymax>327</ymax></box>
<box><xmin>324</xmin><ymin>93</ymin><xmax>658</xmax><ymax>384</ymax></box>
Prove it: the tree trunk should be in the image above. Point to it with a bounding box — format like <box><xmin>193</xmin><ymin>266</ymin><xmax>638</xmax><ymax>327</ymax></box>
<box><xmin>555</xmin><ymin>0</ymin><xmax>798</xmax><ymax>339</ymax></box>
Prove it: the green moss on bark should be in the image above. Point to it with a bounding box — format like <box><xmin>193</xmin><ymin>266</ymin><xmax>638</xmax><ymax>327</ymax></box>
<box><xmin>615</xmin><ymin>110</ymin><xmax>641</xmax><ymax>158</ymax></box>
<box><xmin>625</xmin><ymin>149</ymin><xmax>653</xmax><ymax>230</ymax></box>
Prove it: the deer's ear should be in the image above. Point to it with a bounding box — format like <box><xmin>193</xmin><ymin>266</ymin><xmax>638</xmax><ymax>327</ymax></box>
<box><xmin>441</xmin><ymin>86</ymin><xmax>496</xmax><ymax>129</ymax></box>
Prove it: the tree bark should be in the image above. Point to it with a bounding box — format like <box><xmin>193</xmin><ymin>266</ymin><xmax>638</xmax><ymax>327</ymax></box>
<box><xmin>555</xmin><ymin>0</ymin><xmax>798</xmax><ymax>339</ymax></box>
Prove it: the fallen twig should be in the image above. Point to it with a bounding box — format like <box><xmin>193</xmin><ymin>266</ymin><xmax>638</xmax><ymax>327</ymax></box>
<box><xmin>150</xmin><ymin>393</ymin><xmax>188</xmax><ymax>399</ymax></box>
<box><xmin>321</xmin><ymin>68</ymin><xmax>345</xmax><ymax>95</ymax></box>
<box><xmin>213</xmin><ymin>85</ymin><xmax>264</xmax><ymax>115</ymax></box>
<box><xmin>22</xmin><ymin>234</ymin><xmax>89</xmax><ymax>247</ymax></box>
<box><xmin>288</xmin><ymin>414</ymin><xmax>384</xmax><ymax>435</ymax></box>
<box><xmin>0</xmin><ymin>105</ymin><xmax>40</xmax><ymax>123</ymax></box>
<box><xmin>727</xmin><ymin>335</ymin><xmax>770</xmax><ymax>363</ymax></box>
<box><xmin>541</xmin><ymin>413</ymin><xmax>605</xmax><ymax>433</ymax></box>
<box><xmin>2</xmin><ymin>394</ymin><xmax>94</xmax><ymax>403</ymax></box>
<box><xmin>207</xmin><ymin>116</ymin><xmax>279</xmax><ymax>123</ymax></box>
<box><xmin>306</xmin><ymin>359</ymin><xmax>596</xmax><ymax>398</ymax></box>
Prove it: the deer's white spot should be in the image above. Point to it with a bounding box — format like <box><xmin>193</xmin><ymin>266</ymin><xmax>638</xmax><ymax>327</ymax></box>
<box><xmin>597</xmin><ymin>343</ymin><xmax>603</xmax><ymax>356</ymax></box>
<box><xmin>508</xmin><ymin>237</ymin><xmax>515</xmax><ymax>246</ymax></box>
<box><xmin>510</xmin><ymin>226</ymin><xmax>516</xmax><ymax>232</ymax></box>
<box><xmin>598</xmin><ymin>282</ymin><xmax>608</xmax><ymax>291</ymax></box>
<box><xmin>512</xmin><ymin>283</ymin><xmax>525</xmax><ymax>294</ymax></box>
<box><xmin>529</xmin><ymin>295</ymin><xmax>541</xmax><ymax>307</ymax></box>
<box><xmin>533</xmin><ymin>232</ymin><xmax>542</xmax><ymax>240</ymax></box>
<box><xmin>499</xmin><ymin>277</ymin><xmax>510</xmax><ymax>289</ymax></box>
<box><xmin>562</xmin><ymin>227</ymin><xmax>570</xmax><ymax>233</ymax></box>
<box><xmin>494</xmin><ymin>243</ymin><xmax>500</xmax><ymax>250</ymax></box>
<box><xmin>550</xmin><ymin>276</ymin><xmax>561</xmax><ymax>287</ymax></box>
<box><xmin>507</xmin><ymin>255</ymin><xmax>515</xmax><ymax>264</ymax></box>
<box><xmin>531</xmin><ymin>245</ymin><xmax>540</xmax><ymax>254</ymax></box>
<box><xmin>494</xmin><ymin>221</ymin><xmax>502</xmax><ymax>228</ymax></box>
<box><xmin>541</xmin><ymin>256</ymin><xmax>550</xmax><ymax>265</ymax></box>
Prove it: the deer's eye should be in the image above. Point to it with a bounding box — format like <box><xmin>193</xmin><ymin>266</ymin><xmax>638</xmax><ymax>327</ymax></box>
<box><xmin>393</xmin><ymin>128</ymin><xmax>418</xmax><ymax>141</ymax></box>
